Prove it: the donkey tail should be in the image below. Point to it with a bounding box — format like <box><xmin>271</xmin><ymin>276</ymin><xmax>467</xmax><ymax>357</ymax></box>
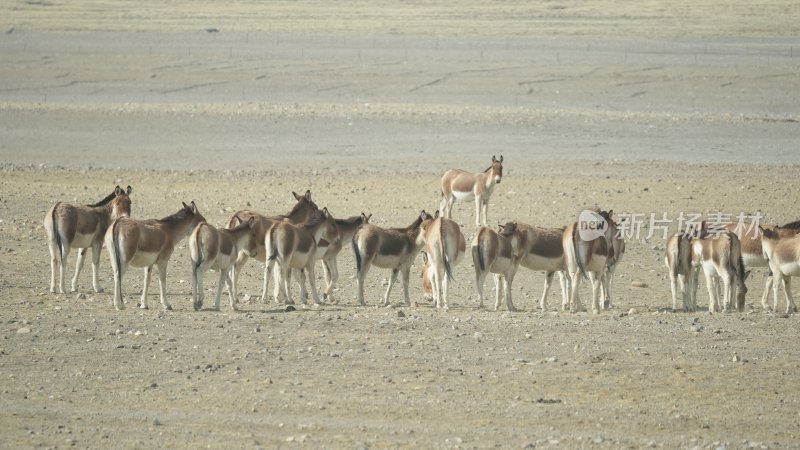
<box><xmin>471</xmin><ymin>230</ymin><xmax>485</xmax><ymax>272</ymax></box>
<box><xmin>352</xmin><ymin>234</ymin><xmax>362</xmax><ymax>274</ymax></box>
<box><xmin>48</xmin><ymin>203</ymin><xmax>65</xmax><ymax>263</ymax></box>
<box><xmin>571</xmin><ymin>222</ymin><xmax>587</xmax><ymax>279</ymax></box>
<box><xmin>441</xmin><ymin>224</ymin><xmax>455</xmax><ymax>281</ymax></box>
<box><xmin>266</xmin><ymin>225</ymin><xmax>279</xmax><ymax>262</ymax></box>
<box><xmin>107</xmin><ymin>218</ymin><xmax>124</xmax><ymax>287</ymax></box>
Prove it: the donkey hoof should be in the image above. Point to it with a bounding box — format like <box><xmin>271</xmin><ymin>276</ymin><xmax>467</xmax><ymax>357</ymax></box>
<box><xmin>164</xmin><ymin>304</ymin><xmax>173</xmax><ymax>311</ymax></box>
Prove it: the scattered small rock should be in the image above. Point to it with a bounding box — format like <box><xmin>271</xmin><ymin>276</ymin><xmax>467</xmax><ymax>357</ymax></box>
<box><xmin>285</xmin><ymin>305</ymin><xmax>296</xmax><ymax>312</ymax></box>
<box><xmin>631</xmin><ymin>281</ymin><xmax>648</xmax><ymax>288</ymax></box>
<box><xmin>397</xmin><ymin>310</ymin><xmax>406</xmax><ymax>318</ymax></box>
<box><xmin>732</xmin><ymin>354</ymin><xmax>740</xmax><ymax>362</ymax></box>
<box><xmin>17</xmin><ymin>327</ymin><xmax>30</xmax><ymax>334</ymax></box>
<box><xmin>75</xmin><ymin>293</ymin><xmax>85</xmax><ymax>300</ymax></box>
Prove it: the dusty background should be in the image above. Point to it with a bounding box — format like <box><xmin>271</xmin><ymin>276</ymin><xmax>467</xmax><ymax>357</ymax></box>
<box><xmin>1</xmin><ymin>1</ymin><xmax>800</xmax><ymax>448</ymax></box>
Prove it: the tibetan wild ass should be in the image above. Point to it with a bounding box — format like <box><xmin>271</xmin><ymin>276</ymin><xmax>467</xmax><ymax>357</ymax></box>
<box><xmin>105</xmin><ymin>201</ymin><xmax>205</xmax><ymax>310</ymax></box>
<box><xmin>515</xmin><ymin>223</ymin><xmax>570</xmax><ymax>311</ymax></box>
<box><xmin>759</xmin><ymin>225</ymin><xmax>800</xmax><ymax>313</ymax></box>
<box><xmin>563</xmin><ymin>210</ymin><xmax>616</xmax><ymax>314</ymax></box>
<box><xmin>320</xmin><ymin>212</ymin><xmax>371</xmax><ymax>303</ymax></box>
<box><xmin>420</xmin><ymin>212</ymin><xmax>466</xmax><ymax>310</ymax></box>
<box><xmin>600</xmin><ymin>213</ymin><xmax>626</xmax><ymax>310</ymax></box>
<box><xmin>471</xmin><ymin>222</ymin><xmax>527</xmax><ymax>312</ymax></box>
<box><xmin>691</xmin><ymin>231</ymin><xmax>749</xmax><ymax>313</ymax></box>
<box><xmin>44</xmin><ymin>185</ymin><xmax>132</xmax><ymax>294</ymax></box>
<box><xmin>440</xmin><ymin>155</ymin><xmax>503</xmax><ymax>228</ymax></box>
<box><xmin>665</xmin><ymin>221</ymin><xmax>707</xmax><ymax>312</ymax></box>
<box><xmin>189</xmin><ymin>217</ymin><xmax>258</xmax><ymax>311</ymax></box>
<box><xmin>263</xmin><ymin>207</ymin><xmax>339</xmax><ymax>305</ymax></box>
<box><xmin>353</xmin><ymin>211</ymin><xmax>434</xmax><ymax>306</ymax></box>
<box><xmin>227</xmin><ymin>190</ymin><xmax>319</xmax><ymax>300</ymax></box>
<box><xmin>726</xmin><ymin>220</ymin><xmax>800</xmax><ymax>309</ymax></box>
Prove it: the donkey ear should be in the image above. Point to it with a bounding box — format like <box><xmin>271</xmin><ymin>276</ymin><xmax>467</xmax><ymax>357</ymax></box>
<box><xmin>492</xmin><ymin>155</ymin><xmax>496</xmax><ymax>162</ymax></box>
<box><xmin>114</xmin><ymin>185</ymin><xmax>123</xmax><ymax>195</ymax></box>
<box><xmin>499</xmin><ymin>155</ymin><xmax>503</xmax><ymax>163</ymax></box>
<box><xmin>126</xmin><ymin>185</ymin><xmax>133</xmax><ymax>195</ymax></box>
<box><xmin>190</xmin><ymin>201</ymin><xmax>198</xmax><ymax>213</ymax></box>
<box><xmin>419</xmin><ymin>210</ymin><xmax>428</xmax><ymax>220</ymax></box>
<box><xmin>292</xmin><ymin>191</ymin><xmax>301</xmax><ymax>201</ymax></box>
<box><xmin>247</xmin><ymin>216</ymin><xmax>255</xmax><ymax>225</ymax></box>
<box><xmin>434</xmin><ymin>210</ymin><xmax>440</xmax><ymax>219</ymax></box>
<box><xmin>322</xmin><ymin>207</ymin><xmax>330</xmax><ymax>217</ymax></box>
<box><xmin>304</xmin><ymin>190</ymin><xmax>312</xmax><ymax>201</ymax></box>
<box><xmin>182</xmin><ymin>201</ymin><xmax>189</xmax><ymax>209</ymax></box>
<box><xmin>608</xmin><ymin>209</ymin><xmax>614</xmax><ymax>218</ymax></box>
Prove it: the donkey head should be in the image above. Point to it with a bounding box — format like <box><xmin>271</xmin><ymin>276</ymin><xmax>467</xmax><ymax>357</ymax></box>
<box><xmin>111</xmin><ymin>185</ymin><xmax>133</xmax><ymax>219</ymax></box>
<box><xmin>490</xmin><ymin>155</ymin><xmax>504</xmax><ymax>184</ymax></box>
<box><xmin>243</xmin><ymin>216</ymin><xmax>258</xmax><ymax>257</ymax></box>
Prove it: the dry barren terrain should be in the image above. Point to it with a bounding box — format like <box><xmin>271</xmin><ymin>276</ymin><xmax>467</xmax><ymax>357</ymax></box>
<box><xmin>1</xmin><ymin>1</ymin><xmax>800</xmax><ymax>448</ymax></box>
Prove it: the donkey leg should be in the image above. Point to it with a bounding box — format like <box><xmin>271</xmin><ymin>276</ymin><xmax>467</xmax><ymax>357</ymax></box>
<box><xmin>400</xmin><ymin>267</ymin><xmax>411</xmax><ymax>306</ymax></box>
<box><xmin>90</xmin><ymin>243</ymin><xmax>105</xmax><ymax>293</ymax></box>
<box><xmin>58</xmin><ymin>246</ymin><xmax>71</xmax><ymax>294</ymax></box>
<box><xmin>493</xmin><ymin>274</ymin><xmax>503</xmax><ymax>311</ymax></box>
<box><xmin>481</xmin><ymin>198</ymin><xmax>490</xmax><ymax>227</ymax></box>
<box><xmin>261</xmin><ymin>260</ymin><xmax>271</xmax><ymax>304</ymax></box>
<box><xmin>191</xmin><ymin>264</ymin><xmax>201</xmax><ymax>311</ymax></box>
<box><xmin>558</xmin><ymin>272</ymin><xmax>570</xmax><ymax>311</ymax></box>
<box><xmin>441</xmin><ymin>267</ymin><xmax>450</xmax><ymax>311</ymax></box>
<box><xmin>307</xmin><ymin>264</ymin><xmax>322</xmax><ymax>305</ymax></box>
<box><xmin>589</xmin><ymin>273</ymin><xmax>601</xmax><ymax>314</ymax></box>
<box><xmin>356</xmin><ymin>259</ymin><xmax>370</xmax><ymax>306</ymax></box>
<box><xmin>473</xmin><ymin>196</ymin><xmax>482</xmax><ymax>228</ymax></box>
<box><xmin>382</xmin><ymin>269</ymin><xmax>399</xmax><ymax>307</ymax></box>
<box><xmin>705</xmin><ymin>274</ymin><xmax>718</xmax><ymax>313</ymax></box>
<box><xmin>71</xmin><ymin>248</ymin><xmax>87</xmax><ymax>293</ymax></box>
<box><xmin>214</xmin><ymin>270</ymin><xmax>227</xmax><ymax>311</ymax></box>
<box><xmin>784</xmin><ymin>277</ymin><xmax>796</xmax><ymax>313</ymax></box>
<box><xmin>156</xmin><ymin>261</ymin><xmax>172</xmax><ymax>311</ymax></box>
<box><xmin>227</xmin><ymin>266</ymin><xmax>238</xmax><ymax>311</ymax></box>
<box><xmin>140</xmin><ymin>266</ymin><xmax>152</xmax><ymax>309</ymax></box>
<box><xmin>475</xmin><ymin>270</ymin><xmax>487</xmax><ymax>309</ymax></box>
<box><xmin>540</xmin><ymin>271</ymin><xmax>555</xmax><ymax>311</ymax></box>
<box><xmin>504</xmin><ymin>272</ymin><xmax>518</xmax><ymax>312</ymax></box>
<box><xmin>295</xmin><ymin>268</ymin><xmax>308</xmax><ymax>305</ymax></box>
<box><xmin>48</xmin><ymin>238</ymin><xmax>59</xmax><ymax>293</ymax></box>
<box><xmin>761</xmin><ymin>275</ymin><xmax>773</xmax><ymax>310</ymax></box>
<box><xmin>569</xmin><ymin>271</ymin><xmax>582</xmax><ymax>313</ymax></box>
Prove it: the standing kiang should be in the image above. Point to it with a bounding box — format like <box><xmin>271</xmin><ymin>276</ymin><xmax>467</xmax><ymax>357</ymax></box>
<box><xmin>44</xmin><ymin>185</ymin><xmax>133</xmax><ymax>294</ymax></box>
<box><xmin>440</xmin><ymin>155</ymin><xmax>503</xmax><ymax>228</ymax></box>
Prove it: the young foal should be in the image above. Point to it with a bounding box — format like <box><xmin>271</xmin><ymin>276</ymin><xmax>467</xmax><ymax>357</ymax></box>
<box><xmin>420</xmin><ymin>212</ymin><xmax>466</xmax><ymax>310</ymax></box>
<box><xmin>319</xmin><ymin>212</ymin><xmax>371</xmax><ymax>303</ymax></box>
<box><xmin>44</xmin><ymin>185</ymin><xmax>133</xmax><ymax>294</ymax></box>
<box><xmin>353</xmin><ymin>211</ymin><xmax>434</xmax><ymax>306</ymax></box>
<box><xmin>105</xmin><ymin>201</ymin><xmax>206</xmax><ymax>310</ymax></box>
<box><xmin>263</xmin><ymin>208</ymin><xmax>339</xmax><ymax>305</ymax></box>
<box><xmin>471</xmin><ymin>222</ymin><xmax>528</xmax><ymax>311</ymax></box>
<box><xmin>440</xmin><ymin>155</ymin><xmax>503</xmax><ymax>228</ymax></box>
<box><xmin>189</xmin><ymin>217</ymin><xmax>258</xmax><ymax>311</ymax></box>
<box><xmin>759</xmin><ymin>225</ymin><xmax>800</xmax><ymax>313</ymax></box>
<box><xmin>691</xmin><ymin>231</ymin><xmax>749</xmax><ymax>313</ymax></box>
<box><xmin>515</xmin><ymin>223</ymin><xmax>569</xmax><ymax>311</ymax></box>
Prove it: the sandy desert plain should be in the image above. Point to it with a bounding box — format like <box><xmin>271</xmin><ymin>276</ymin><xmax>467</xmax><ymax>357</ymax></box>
<box><xmin>2</xmin><ymin>1</ymin><xmax>800</xmax><ymax>449</ymax></box>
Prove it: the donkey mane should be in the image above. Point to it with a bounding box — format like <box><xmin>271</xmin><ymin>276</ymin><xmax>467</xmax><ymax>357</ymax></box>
<box><xmin>286</xmin><ymin>198</ymin><xmax>316</xmax><ymax>217</ymax></box>
<box><xmin>86</xmin><ymin>189</ymin><xmax>119</xmax><ymax>207</ymax></box>
<box><xmin>302</xmin><ymin>210</ymin><xmax>327</xmax><ymax>229</ymax></box>
<box><xmin>780</xmin><ymin>219</ymin><xmax>800</xmax><ymax>229</ymax></box>
<box><xmin>160</xmin><ymin>206</ymin><xmax>193</xmax><ymax>224</ymax></box>
<box><xmin>336</xmin><ymin>215</ymin><xmax>364</xmax><ymax>227</ymax></box>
